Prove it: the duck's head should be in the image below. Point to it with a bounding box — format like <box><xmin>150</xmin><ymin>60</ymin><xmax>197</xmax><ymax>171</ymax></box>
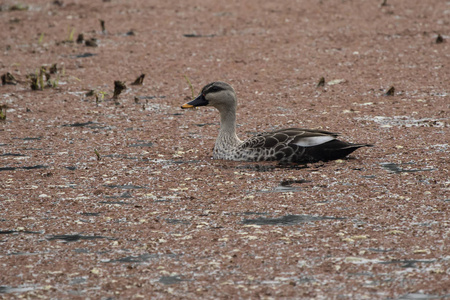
<box><xmin>181</xmin><ymin>81</ymin><xmax>237</xmax><ymax>111</ymax></box>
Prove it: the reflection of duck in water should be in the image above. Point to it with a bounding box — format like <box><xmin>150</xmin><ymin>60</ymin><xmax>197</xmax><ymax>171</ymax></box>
<box><xmin>182</xmin><ymin>82</ymin><xmax>372</xmax><ymax>163</ymax></box>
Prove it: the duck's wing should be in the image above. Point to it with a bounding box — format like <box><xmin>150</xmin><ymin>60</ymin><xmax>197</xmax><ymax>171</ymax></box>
<box><xmin>239</xmin><ymin>128</ymin><xmax>370</xmax><ymax>163</ymax></box>
<box><xmin>266</xmin><ymin>127</ymin><xmax>340</xmax><ymax>137</ymax></box>
<box><xmin>244</xmin><ymin>128</ymin><xmax>338</xmax><ymax>149</ymax></box>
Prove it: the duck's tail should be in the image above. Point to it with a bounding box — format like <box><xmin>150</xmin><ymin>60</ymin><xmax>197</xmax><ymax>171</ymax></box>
<box><xmin>305</xmin><ymin>140</ymin><xmax>373</xmax><ymax>162</ymax></box>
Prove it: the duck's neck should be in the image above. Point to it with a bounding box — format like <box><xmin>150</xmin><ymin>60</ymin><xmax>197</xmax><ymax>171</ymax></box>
<box><xmin>215</xmin><ymin>106</ymin><xmax>242</xmax><ymax>151</ymax></box>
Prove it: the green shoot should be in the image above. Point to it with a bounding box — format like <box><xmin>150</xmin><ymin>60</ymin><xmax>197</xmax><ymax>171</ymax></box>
<box><xmin>38</xmin><ymin>33</ymin><xmax>44</xmax><ymax>45</ymax></box>
<box><xmin>94</xmin><ymin>149</ymin><xmax>101</xmax><ymax>161</ymax></box>
<box><xmin>68</xmin><ymin>27</ymin><xmax>75</xmax><ymax>42</ymax></box>
<box><xmin>184</xmin><ymin>75</ymin><xmax>195</xmax><ymax>99</ymax></box>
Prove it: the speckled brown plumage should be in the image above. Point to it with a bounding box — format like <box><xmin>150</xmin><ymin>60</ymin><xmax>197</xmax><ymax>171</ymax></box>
<box><xmin>182</xmin><ymin>82</ymin><xmax>372</xmax><ymax>163</ymax></box>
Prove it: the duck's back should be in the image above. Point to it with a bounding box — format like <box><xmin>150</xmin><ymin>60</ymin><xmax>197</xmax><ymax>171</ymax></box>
<box><xmin>235</xmin><ymin>128</ymin><xmax>371</xmax><ymax>163</ymax></box>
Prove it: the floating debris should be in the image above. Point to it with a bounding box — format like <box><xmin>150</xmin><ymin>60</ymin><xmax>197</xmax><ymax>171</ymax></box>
<box><xmin>317</xmin><ymin>76</ymin><xmax>325</xmax><ymax>87</ymax></box>
<box><xmin>0</xmin><ymin>104</ymin><xmax>7</xmax><ymax>121</ymax></box>
<box><xmin>384</xmin><ymin>86</ymin><xmax>395</xmax><ymax>96</ymax></box>
<box><xmin>49</xmin><ymin>63</ymin><xmax>58</xmax><ymax>74</ymax></box>
<box><xmin>112</xmin><ymin>80</ymin><xmax>126</xmax><ymax>100</ymax></box>
<box><xmin>100</xmin><ymin>19</ymin><xmax>106</xmax><ymax>33</ymax></box>
<box><xmin>131</xmin><ymin>74</ymin><xmax>145</xmax><ymax>85</ymax></box>
<box><xmin>327</xmin><ymin>78</ymin><xmax>346</xmax><ymax>86</ymax></box>
<box><xmin>85</xmin><ymin>38</ymin><xmax>98</xmax><ymax>47</ymax></box>
<box><xmin>1</xmin><ymin>72</ymin><xmax>17</xmax><ymax>85</ymax></box>
<box><xmin>28</xmin><ymin>67</ymin><xmax>51</xmax><ymax>90</ymax></box>
<box><xmin>436</xmin><ymin>34</ymin><xmax>444</xmax><ymax>44</ymax></box>
<box><xmin>76</xmin><ymin>33</ymin><xmax>84</xmax><ymax>44</ymax></box>
<box><xmin>9</xmin><ymin>4</ymin><xmax>28</xmax><ymax>11</ymax></box>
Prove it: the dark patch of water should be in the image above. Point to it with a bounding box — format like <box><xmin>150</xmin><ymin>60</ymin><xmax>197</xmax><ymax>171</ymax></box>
<box><xmin>136</xmin><ymin>95</ymin><xmax>166</xmax><ymax>100</ymax></box>
<box><xmin>80</xmin><ymin>212</ymin><xmax>100</xmax><ymax>216</ymax></box>
<box><xmin>128</xmin><ymin>141</ymin><xmax>153</xmax><ymax>147</ymax></box>
<box><xmin>0</xmin><ymin>165</ymin><xmax>48</xmax><ymax>171</ymax></box>
<box><xmin>154</xmin><ymin>199</ymin><xmax>172</xmax><ymax>203</ymax></box>
<box><xmin>65</xmin><ymin>166</ymin><xmax>76</xmax><ymax>171</ymax></box>
<box><xmin>73</xmin><ymin>248</ymin><xmax>90</xmax><ymax>253</ymax></box>
<box><xmin>236</xmin><ymin>164</ymin><xmax>276</xmax><ymax>172</ymax></box>
<box><xmin>379</xmin><ymin>259</ymin><xmax>436</xmax><ymax>268</ymax></box>
<box><xmin>280</xmin><ymin>179</ymin><xmax>310</xmax><ymax>186</ymax></box>
<box><xmin>242</xmin><ymin>214</ymin><xmax>344</xmax><ymax>226</ymax></box>
<box><xmin>0</xmin><ymin>153</ymin><xmax>26</xmax><ymax>157</ymax></box>
<box><xmin>381</xmin><ymin>163</ymin><xmax>436</xmax><ymax>174</ymax></box>
<box><xmin>99</xmin><ymin>201</ymin><xmax>132</xmax><ymax>205</ymax></box>
<box><xmin>195</xmin><ymin>122</ymin><xmax>217</xmax><ymax>127</ymax></box>
<box><xmin>106</xmin><ymin>253</ymin><xmax>158</xmax><ymax>263</ymax></box>
<box><xmin>0</xmin><ymin>230</ymin><xmax>43</xmax><ymax>235</ymax></box>
<box><xmin>22</xmin><ymin>165</ymin><xmax>47</xmax><ymax>170</ymax></box>
<box><xmin>70</xmin><ymin>276</ymin><xmax>88</xmax><ymax>285</ymax></box>
<box><xmin>0</xmin><ymin>285</ymin><xmax>39</xmax><ymax>294</ymax></box>
<box><xmin>171</xmin><ymin>160</ymin><xmax>201</xmax><ymax>164</ymax></box>
<box><xmin>236</xmin><ymin>163</ymin><xmax>308</xmax><ymax>172</ymax></box>
<box><xmin>183</xmin><ymin>33</ymin><xmax>216</xmax><ymax>38</ymax></box>
<box><xmin>242</xmin><ymin>211</ymin><xmax>269</xmax><ymax>216</ymax></box>
<box><xmin>368</xmin><ymin>248</ymin><xmax>393</xmax><ymax>253</ymax></box>
<box><xmin>62</xmin><ymin>121</ymin><xmax>95</xmax><ymax>127</ymax></box>
<box><xmin>47</xmin><ymin>234</ymin><xmax>110</xmax><ymax>242</ymax></box>
<box><xmin>103</xmin><ymin>154</ymin><xmax>139</xmax><ymax>160</ymax></box>
<box><xmin>104</xmin><ymin>192</ymin><xmax>133</xmax><ymax>199</ymax></box>
<box><xmin>74</xmin><ymin>53</ymin><xmax>97</xmax><ymax>58</ymax></box>
<box><xmin>397</xmin><ymin>293</ymin><xmax>450</xmax><ymax>300</ymax></box>
<box><xmin>103</xmin><ymin>184</ymin><xmax>145</xmax><ymax>189</ymax></box>
<box><xmin>14</xmin><ymin>137</ymin><xmax>42</xmax><ymax>141</ymax></box>
<box><xmin>274</xmin><ymin>179</ymin><xmax>311</xmax><ymax>192</ymax></box>
<box><xmin>158</xmin><ymin>275</ymin><xmax>187</xmax><ymax>285</ymax></box>
<box><xmin>347</xmin><ymin>272</ymin><xmax>374</xmax><ymax>277</ymax></box>
<box><xmin>166</xmin><ymin>219</ymin><xmax>190</xmax><ymax>225</ymax></box>
<box><xmin>8</xmin><ymin>252</ymin><xmax>43</xmax><ymax>256</ymax></box>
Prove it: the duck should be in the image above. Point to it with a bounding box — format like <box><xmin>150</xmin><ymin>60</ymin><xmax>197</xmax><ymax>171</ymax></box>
<box><xmin>181</xmin><ymin>81</ymin><xmax>372</xmax><ymax>163</ymax></box>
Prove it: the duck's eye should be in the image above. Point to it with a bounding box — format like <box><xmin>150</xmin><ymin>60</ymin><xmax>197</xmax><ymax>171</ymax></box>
<box><xmin>207</xmin><ymin>86</ymin><xmax>223</xmax><ymax>93</ymax></box>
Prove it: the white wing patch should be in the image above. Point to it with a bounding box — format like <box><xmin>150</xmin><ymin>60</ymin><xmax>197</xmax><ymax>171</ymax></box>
<box><xmin>294</xmin><ymin>135</ymin><xmax>335</xmax><ymax>147</ymax></box>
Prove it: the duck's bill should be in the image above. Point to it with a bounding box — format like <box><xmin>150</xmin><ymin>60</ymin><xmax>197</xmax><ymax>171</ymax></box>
<box><xmin>181</xmin><ymin>94</ymin><xmax>208</xmax><ymax>109</ymax></box>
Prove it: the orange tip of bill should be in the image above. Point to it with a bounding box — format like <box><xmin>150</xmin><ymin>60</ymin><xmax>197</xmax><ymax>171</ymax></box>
<box><xmin>181</xmin><ymin>103</ymin><xmax>194</xmax><ymax>109</ymax></box>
